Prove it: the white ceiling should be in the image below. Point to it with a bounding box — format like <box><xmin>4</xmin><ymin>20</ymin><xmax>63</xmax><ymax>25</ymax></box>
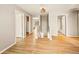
<box><xmin>17</xmin><ymin>4</ymin><xmax>40</xmax><ymax>17</ymax></box>
<box><xmin>17</xmin><ymin>4</ymin><xmax>79</xmax><ymax>17</ymax></box>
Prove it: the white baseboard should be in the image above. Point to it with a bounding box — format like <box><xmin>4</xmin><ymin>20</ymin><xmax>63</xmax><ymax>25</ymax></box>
<box><xmin>52</xmin><ymin>35</ymin><xmax>79</xmax><ymax>37</ymax></box>
<box><xmin>0</xmin><ymin>42</ymin><xmax>16</xmax><ymax>54</ymax></box>
<box><xmin>66</xmin><ymin>35</ymin><xmax>79</xmax><ymax>37</ymax></box>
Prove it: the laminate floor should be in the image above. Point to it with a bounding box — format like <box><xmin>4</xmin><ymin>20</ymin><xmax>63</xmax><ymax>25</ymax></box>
<box><xmin>2</xmin><ymin>34</ymin><xmax>79</xmax><ymax>54</ymax></box>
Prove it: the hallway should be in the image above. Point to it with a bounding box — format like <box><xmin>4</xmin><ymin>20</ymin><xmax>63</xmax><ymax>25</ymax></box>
<box><xmin>0</xmin><ymin>4</ymin><xmax>79</xmax><ymax>54</ymax></box>
<box><xmin>3</xmin><ymin>34</ymin><xmax>79</xmax><ymax>54</ymax></box>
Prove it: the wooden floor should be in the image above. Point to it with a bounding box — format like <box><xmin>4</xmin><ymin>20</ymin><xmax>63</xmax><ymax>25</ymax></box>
<box><xmin>2</xmin><ymin>34</ymin><xmax>79</xmax><ymax>54</ymax></box>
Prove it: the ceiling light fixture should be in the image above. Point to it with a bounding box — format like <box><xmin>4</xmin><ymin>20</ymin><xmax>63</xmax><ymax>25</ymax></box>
<box><xmin>40</xmin><ymin>7</ymin><xmax>47</xmax><ymax>15</ymax></box>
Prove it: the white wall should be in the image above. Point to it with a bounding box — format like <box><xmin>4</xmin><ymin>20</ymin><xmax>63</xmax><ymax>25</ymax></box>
<box><xmin>62</xmin><ymin>16</ymin><xmax>66</xmax><ymax>35</ymax></box>
<box><xmin>15</xmin><ymin>10</ymin><xmax>23</xmax><ymax>37</ymax></box>
<box><xmin>0</xmin><ymin>5</ymin><xmax>15</xmax><ymax>52</ymax></box>
<box><xmin>41</xmin><ymin>15</ymin><xmax>48</xmax><ymax>35</ymax></box>
<box><xmin>49</xmin><ymin>10</ymin><xmax>66</xmax><ymax>36</ymax></box>
<box><xmin>28</xmin><ymin>16</ymin><xmax>32</xmax><ymax>33</ymax></box>
<box><xmin>66</xmin><ymin>11</ymin><xmax>78</xmax><ymax>36</ymax></box>
<box><xmin>49</xmin><ymin>9</ymin><xmax>79</xmax><ymax>36</ymax></box>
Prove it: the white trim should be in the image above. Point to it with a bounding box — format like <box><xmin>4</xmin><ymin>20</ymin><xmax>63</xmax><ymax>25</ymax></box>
<box><xmin>0</xmin><ymin>42</ymin><xmax>16</xmax><ymax>54</ymax></box>
<box><xmin>52</xmin><ymin>35</ymin><xmax>79</xmax><ymax>37</ymax></box>
<box><xmin>66</xmin><ymin>35</ymin><xmax>79</xmax><ymax>37</ymax></box>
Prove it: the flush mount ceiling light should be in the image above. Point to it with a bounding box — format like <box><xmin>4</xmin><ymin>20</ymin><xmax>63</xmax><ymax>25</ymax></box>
<box><xmin>41</xmin><ymin>8</ymin><xmax>46</xmax><ymax>13</ymax></box>
<box><xmin>40</xmin><ymin>7</ymin><xmax>47</xmax><ymax>15</ymax></box>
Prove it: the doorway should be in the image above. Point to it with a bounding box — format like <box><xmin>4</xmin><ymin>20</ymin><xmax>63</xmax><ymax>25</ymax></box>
<box><xmin>57</xmin><ymin>15</ymin><xmax>66</xmax><ymax>36</ymax></box>
<box><xmin>26</xmin><ymin>16</ymin><xmax>32</xmax><ymax>35</ymax></box>
<box><xmin>26</xmin><ymin>16</ymin><xmax>30</xmax><ymax>35</ymax></box>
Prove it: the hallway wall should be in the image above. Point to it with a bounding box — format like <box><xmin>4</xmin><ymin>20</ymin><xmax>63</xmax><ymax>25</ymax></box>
<box><xmin>49</xmin><ymin>10</ymin><xmax>79</xmax><ymax>36</ymax></box>
<box><xmin>49</xmin><ymin>10</ymin><xmax>67</xmax><ymax>36</ymax></box>
<box><xmin>66</xmin><ymin>11</ymin><xmax>78</xmax><ymax>36</ymax></box>
<box><xmin>15</xmin><ymin>10</ymin><xmax>23</xmax><ymax>37</ymax></box>
<box><xmin>40</xmin><ymin>14</ymin><xmax>48</xmax><ymax>36</ymax></box>
<box><xmin>0</xmin><ymin>5</ymin><xmax>15</xmax><ymax>53</ymax></box>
